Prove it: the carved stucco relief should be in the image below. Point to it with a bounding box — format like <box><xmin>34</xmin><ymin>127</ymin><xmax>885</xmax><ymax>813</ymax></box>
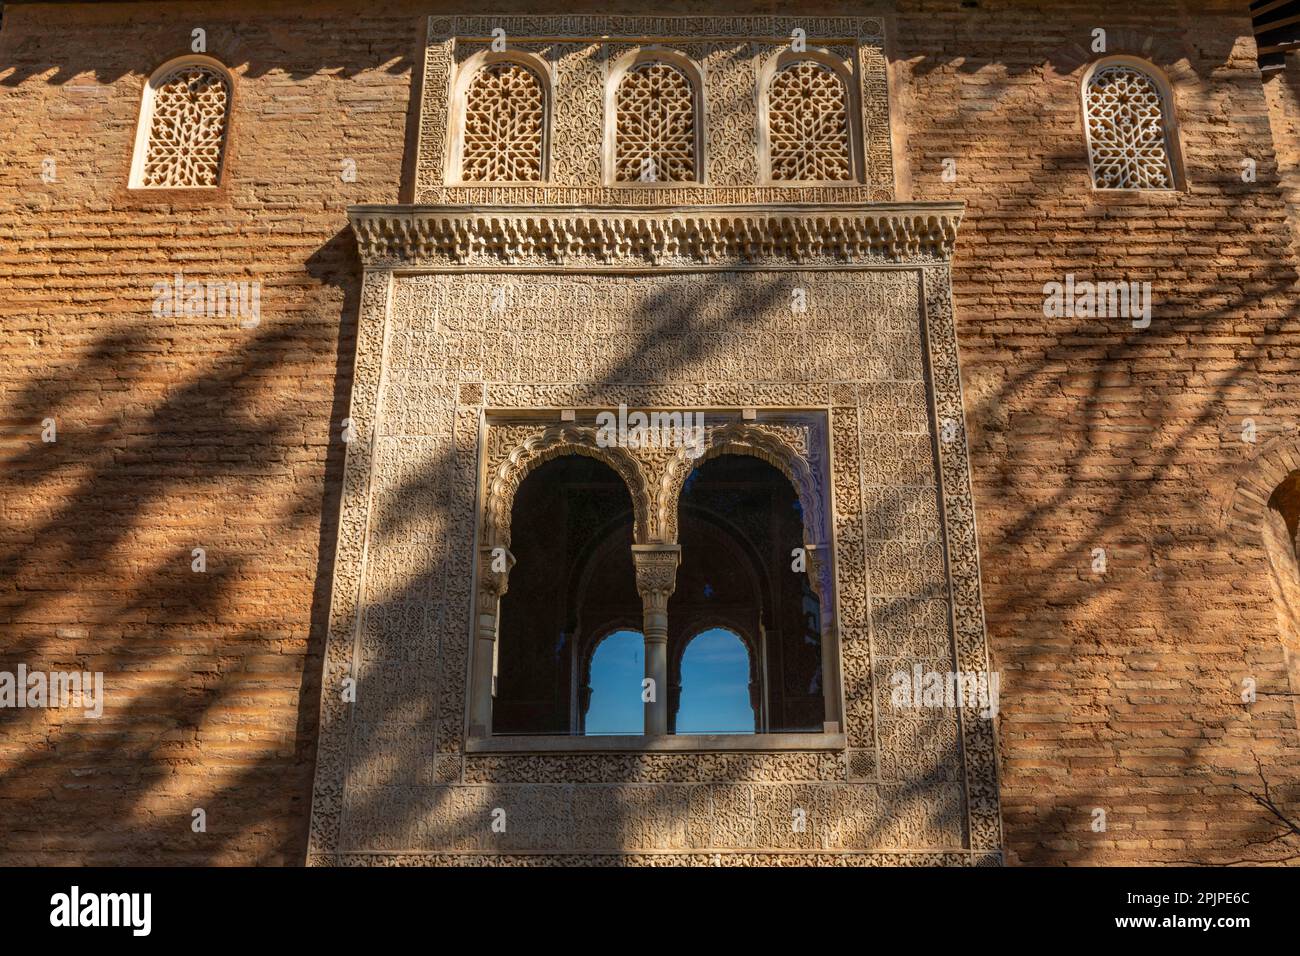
<box><xmin>416</xmin><ymin>15</ymin><xmax>894</xmax><ymax>204</ymax></box>
<box><xmin>307</xmin><ymin>204</ymin><xmax>1001</xmax><ymax>864</ymax></box>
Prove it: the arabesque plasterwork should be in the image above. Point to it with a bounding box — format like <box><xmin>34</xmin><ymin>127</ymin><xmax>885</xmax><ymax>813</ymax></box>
<box><xmin>308</xmin><ymin>12</ymin><xmax>999</xmax><ymax>867</ymax></box>
<box><xmin>308</xmin><ymin>202</ymin><xmax>1001</xmax><ymax>865</ymax></box>
<box><xmin>415</xmin><ymin>15</ymin><xmax>896</xmax><ymax>203</ymax></box>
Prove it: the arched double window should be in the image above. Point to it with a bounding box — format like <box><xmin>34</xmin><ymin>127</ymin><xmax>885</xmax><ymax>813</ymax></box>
<box><xmin>130</xmin><ymin>55</ymin><xmax>232</xmax><ymax>189</ymax></box>
<box><xmin>762</xmin><ymin>55</ymin><xmax>857</xmax><ymax>183</ymax></box>
<box><xmin>606</xmin><ymin>50</ymin><xmax>703</xmax><ymax>184</ymax></box>
<box><xmin>452</xmin><ymin>52</ymin><xmax>549</xmax><ymax>183</ymax></box>
<box><xmin>1082</xmin><ymin>58</ymin><xmax>1179</xmax><ymax>190</ymax></box>
<box><xmin>486</xmin><ymin>443</ymin><xmax>830</xmax><ymax>738</ymax></box>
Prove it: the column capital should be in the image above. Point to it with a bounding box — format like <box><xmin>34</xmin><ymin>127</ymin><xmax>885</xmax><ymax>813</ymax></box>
<box><xmin>632</xmin><ymin>543</ymin><xmax>679</xmax><ymax>737</ymax></box>
<box><xmin>478</xmin><ymin>545</ymin><xmax>517</xmax><ymax>599</ymax></box>
<box><xmin>631</xmin><ymin>543</ymin><xmax>681</xmax><ymax>602</ymax></box>
<box><xmin>803</xmin><ymin>541</ymin><xmax>832</xmax><ymax>604</ymax></box>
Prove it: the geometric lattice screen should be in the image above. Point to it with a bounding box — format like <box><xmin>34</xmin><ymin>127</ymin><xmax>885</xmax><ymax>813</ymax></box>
<box><xmin>768</xmin><ymin>61</ymin><xmax>853</xmax><ymax>182</ymax></box>
<box><xmin>614</xmin><ymin>61</ymin><xmax>697</xmax><ymax>182</ymax></box>
<box><xmin>1083</xmin><ymin>63</ymin><xmax>1175</xmax><ymax>190</ymax></box>
<box><xmin>139</xmin><ymin>63</ymin><xmax>231</xmax><ymax>188</ymax></box>
<box><xmin>460</xmin><ymin>62</ymin><xmax>546</xmax><ymax>182</ymax></box>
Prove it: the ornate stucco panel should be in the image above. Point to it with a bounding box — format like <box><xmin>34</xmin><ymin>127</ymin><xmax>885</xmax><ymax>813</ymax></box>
<box><xmin>416</xmin><ymin>15</ymin><xmax>896</xmax><ymax>203</ymax></box>
<box><xmin>308</xmin><ymin>204</ymin><xmax>1000</xmax><ymax>865</ymax></box>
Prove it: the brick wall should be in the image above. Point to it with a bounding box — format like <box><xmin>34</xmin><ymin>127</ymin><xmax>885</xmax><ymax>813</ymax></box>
<box><xmin>0</xmin><ymin>0</ymin><xmax>421</xmax><ymax>864</ymax></box>
<box><xmin>893</xmin><ymin>0</ymin><xmax>1300</xmax><ymax>863</ymax></box>
<box><xmin>1264</xmin><ymin>52</ymin><xmax>1300</xmax><ymax>258</ymax></box>
<box><xmin>1</xmin><ymin>0</ymin><xmax>1297</xmax><ymax>864</ymax></box>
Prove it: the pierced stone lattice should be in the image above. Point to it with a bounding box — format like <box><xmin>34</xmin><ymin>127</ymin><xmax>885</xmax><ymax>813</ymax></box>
<box><xmin>614</xmin><ymin>62</ymin><xmax>697</xmax><ymax>183</ymax></box>
<box><xmin>141</xmin><ymin>64</ymin><xmax>230</xmax><ymax>188</ymax></box>
<box><xmin>461</xmin><ymin>62</ymin><xmax>545</xmax><ymax>182</ymax></box>
<box><xmin>415</xmin><ymin>17</ymin><xmax>897</xmax><ymax>202</ymax></box>
<box><xmin>1084</xmin><ymin>64</ymin><xmax>1174</xmax><ymax>190</ymax></box>
<box><xmin>768</xmin><ymin>61</ymin><xmax>853</xmax><ymax>182</ymax></box>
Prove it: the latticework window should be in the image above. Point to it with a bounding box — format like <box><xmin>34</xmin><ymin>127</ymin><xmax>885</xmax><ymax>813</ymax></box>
<box><xmin>767</xmin><ymin>61</ymin><xmax>853</xmax><ymax>182</ymax></box>
<box><xmin>460</xmin><ymin>62</ymin><xmax>545</xmax><ymax>182</ymax></box>
<box><xmin>614</xmin><ymin>62</ymin><xmax>697</xmax><ymax>183</ymax></box>
<box><xmin>1084</xmin><ymin>63</ymin><xmax>1175</xmax><ymax>190</ymax></box>
<box><xmin>138</xmin><ymin>63</ymin><xmax>230</xmax><ymax>188</ymax></box>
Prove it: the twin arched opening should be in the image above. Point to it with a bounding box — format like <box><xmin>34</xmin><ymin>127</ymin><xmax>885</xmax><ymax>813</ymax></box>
<box><xmin>484</xmin><ymin>426</ymin><xmax>829</xmax><ymax>737</ymax></box>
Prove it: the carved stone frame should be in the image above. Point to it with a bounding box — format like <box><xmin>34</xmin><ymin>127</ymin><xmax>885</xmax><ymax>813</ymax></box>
<box><xmin>306</xmin><ymin>202</ymin><xmax>1003</xmax><ymax>865</ymax></box>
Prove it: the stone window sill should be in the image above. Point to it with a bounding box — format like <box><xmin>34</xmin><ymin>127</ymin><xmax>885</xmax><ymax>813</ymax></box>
<box><xmin>465</xmin><ymin>733</ymin><xmax>846</xmax><ymax>754</ymax></box>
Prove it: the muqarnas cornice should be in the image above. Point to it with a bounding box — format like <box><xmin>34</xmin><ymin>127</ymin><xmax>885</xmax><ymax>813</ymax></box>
<box><xmin>347</xmin><ymin>203</ymin><xmax>964</xmax><ymax>270</ymax></box>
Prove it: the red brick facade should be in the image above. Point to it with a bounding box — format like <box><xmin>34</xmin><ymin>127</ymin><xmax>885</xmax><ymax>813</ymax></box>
<box><xmin>2</xmin><ymin>0</ymin><xmax>1298</xmax><ymax>864</ymax></box>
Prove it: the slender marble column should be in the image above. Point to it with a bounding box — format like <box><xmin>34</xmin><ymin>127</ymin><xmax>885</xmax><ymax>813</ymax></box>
<box><xmin>631</xmin><ymin>543</ymin><xmax>681</xmax><ymax>736</ymax></box>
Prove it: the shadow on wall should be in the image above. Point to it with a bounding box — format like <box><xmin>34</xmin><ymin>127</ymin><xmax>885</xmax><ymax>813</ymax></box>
<box><xmin>0</xmin><ymin>17</ymin><xmax>419</xmax><ymax>86</ymax></box>
<box><xmin>325</xmin><ymin>267</ymin><xmax>969</xmax><ymax>859</ymax></box>
<box><xmin>0</xmin><ymin>8</ymin><xmax>1240</xmax><ymax>87</ymax></box>
<box><xmin>1</xmin><ymin>3</ymin><xmax>1298</xmax><ymax>865</ymax></box>
<box><xmin>933</xmin><ymin>39</ymin><xmax>1300</xmax><ymax>860</ymax></box>
<box><xmin>0</xmin><ymin>228</ymin><xmax>361</xmax><ymax>864</ymax></box>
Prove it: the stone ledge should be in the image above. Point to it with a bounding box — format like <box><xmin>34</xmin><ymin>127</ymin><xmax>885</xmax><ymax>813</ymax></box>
<box><xmin>348</xmin><ymin>202</ymin><xmax>963</xmax><ymax>269</ymax></box>
<box><xmin>466</xmin><ymin>733</ymin><xmax>847</xmax><ymax>753</ymax></box>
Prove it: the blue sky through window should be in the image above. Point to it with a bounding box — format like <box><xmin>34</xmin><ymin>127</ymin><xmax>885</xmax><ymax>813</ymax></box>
<box><xmin>586</xmin><ymin>627</ymin><xmax>755</xmax><ymax>735</ymax></box>
<box><xmin>585</xmin><ymin>629</ymin><xmax>643</xmax><ymax>735</ymax></box>
<box><xmin>676</xmin><ymin>628</ymin><xmax>754</xmax><ymax>734</ymax></box>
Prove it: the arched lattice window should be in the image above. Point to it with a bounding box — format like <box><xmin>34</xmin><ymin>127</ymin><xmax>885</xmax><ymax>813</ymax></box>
<box><xmin>767</xmin><ymin>60</ymin><xmax>853</xmax><ymax>182</ymax></box>
<box><xmin>459</xmin><ymin>60</ymin><xmax>546</xmax><ymax>182</ymax></box>
<box><xmin>1083</xmin><ymin>59</ymin><xmax>1177</xmax><ymax>190</ymax></box>
<box><xmin>130</xmin><ymin>56</ymin><xmax>231</xmax><ymax>189</ymax></box>
<box><xmin>612</xmin><ymin>60</ymin><xmax>698</xmax><ymax>183</ymax></box>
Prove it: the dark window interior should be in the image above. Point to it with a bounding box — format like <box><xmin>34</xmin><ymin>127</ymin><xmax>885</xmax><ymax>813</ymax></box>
<box><xmin>494</xmin><ymin>451</ymin><xmax>823</xmax><ymax>735</ymax></box>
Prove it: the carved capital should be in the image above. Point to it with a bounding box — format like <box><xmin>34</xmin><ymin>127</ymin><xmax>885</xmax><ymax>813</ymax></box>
<box><xmin>629</xmin><ymin>541</ymin><xmax>681</xmax><ymax>655</ymax></box>
<box><xmin>631</xmin><ymin>543</ymin><xmax>681</xmax><ymax>625</ymax></box>
<box><xmin>478</xmin><ymin>545</ymin><xmax>516</xmax><ymax>601</ymax></box>
<box><xmin>804</xmin><ymin>542</ymin><xmax>833</xmax><ymax>606</ymax></box>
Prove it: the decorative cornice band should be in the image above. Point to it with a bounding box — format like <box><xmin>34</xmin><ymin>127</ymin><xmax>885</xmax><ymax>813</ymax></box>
<box><xmin>429</xmin><ymin>15</ymin><xmax>885</xmax><ymax>42</ymax></box>
<box><xmin>347</xmin><ymin>203</ymin><xmax>964</xmax><ymax>270</ymax></box>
